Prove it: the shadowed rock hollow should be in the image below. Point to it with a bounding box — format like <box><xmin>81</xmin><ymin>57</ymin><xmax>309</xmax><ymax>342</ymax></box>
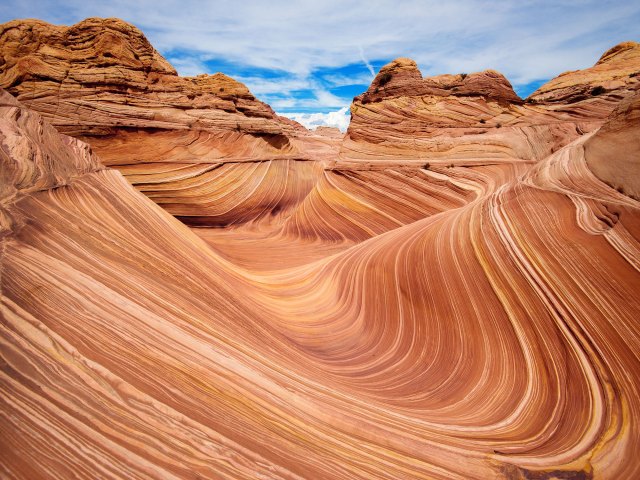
<box><xmin>1</xmin><ymin>17</ymin><xmax>640</xmax><ymax>480</ymax></box>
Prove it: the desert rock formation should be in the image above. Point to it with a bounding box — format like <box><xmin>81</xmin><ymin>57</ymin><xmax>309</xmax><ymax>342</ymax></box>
<box><xmin>1</xmin><ymin>17</ymin><xmax>640</xmax><ymax>480</ymax></box>
<box><xmin>343</xmin><ymin>43</ymin><xmax>640</xmax><ymax>165</ymax></box>
<box><xmin>0</xmin><ymin>18</ymin><xmax>340</xmax><ymax>226</ymax></box>
<box><xmin>0</xmin><ymin>18</ymin><xmax>297</xmax><ymax>140</ymax></box>
<box><xmin>585</xmin><ymin>89</ymin><xmax>640</xmax><ymax>199</ymax></box>
<box><xmin>528</xmin><ymin>41</ymin><xmax>640</xmax><ymax>104</ymax></box>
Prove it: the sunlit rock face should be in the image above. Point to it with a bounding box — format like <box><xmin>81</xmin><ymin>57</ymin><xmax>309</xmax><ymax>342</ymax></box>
<box><xmin>0</xmin><ymin>18</ymin><xmax>297</xmax><ymax>138</ymax></box>
<box><xmin>343</xmin><ymin>43</ymin><xmax>640</xmax><ymax>165</ymax></box>
<box><xmin>528</xmin><ymin>41</ymin><xmax>640</xmax><ymax>105</ymax></box>
<box><xmin>585</xmin><ymin>89</ymin><xmax>640</xmax><ymax>199</ymax></box>
<box><xmin>0</xmin><ymin>18</ymin><xmax>342</xmax><ymax>226</ymax></box>
<box><xmin>1</xmin><ymin>18</ymin><xmax>640</xmax><ymax>480</ymax></box>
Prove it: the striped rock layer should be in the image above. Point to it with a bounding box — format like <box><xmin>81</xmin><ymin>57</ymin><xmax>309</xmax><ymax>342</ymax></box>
<box><xmin>1</xmin><ymin>18</ymin><xmax>640</xmax><ymax>480</ymax></box>
<box><xmin>0</xmin><ymin>18</ymin><xmax>341</xmax><ymax>226</ymax></box>
<box><xmin>344</xmin><ymin>44</ymin><xmax>640</xmax><ymax>165</ymax></box>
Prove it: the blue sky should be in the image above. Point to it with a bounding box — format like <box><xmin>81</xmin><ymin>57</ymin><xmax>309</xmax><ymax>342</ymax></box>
<box><xmin>1</xmin><ymin>1</ymin><xmax>639</xmax><ymax>130</ymax></box>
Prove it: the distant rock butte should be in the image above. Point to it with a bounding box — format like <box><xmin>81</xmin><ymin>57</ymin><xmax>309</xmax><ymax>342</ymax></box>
<box><xmin>360</xmin><ymin>57</ymin><xmax>521</xmax><ymax>104</ymax></box>
<box><xmin>313</xmin><ymin>126</ymin><xmax>344</xmax><ymax>138</ymax></box>
<box><xmin>342</xmin><ymin>44</ymin><xmax>640</xmax><ymax>164</ymax></box>
<box><xmin>0</xmin><ymin>17</ymin><xmax>312</xmax><ymax>159</ymax></box>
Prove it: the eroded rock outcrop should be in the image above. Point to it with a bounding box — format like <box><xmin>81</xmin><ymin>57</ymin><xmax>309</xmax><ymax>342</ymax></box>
<box><xmin>343</xmin><ymin>57</ymin><xmax>537</xmax><ymax>163</ymax></box>
<box><xmin>359</xmin><ymin>57</ymin><xmax>521</xmax><ymax>105</ymax></box>
<box><xmin>528</xmin><ymin>41</ymin><xmax>640</xmax><ymax>105</ymax></box>
<box><xmin>343</xmin><ymin>44</ymin><xmax>640</xmax><ymax>165</ymax></box>
<box><xmin>314</xmin><ymin>126</ymin><xmax>343</xmax><ymax>138</ymax></box>
<box><xmin>0</xmin><ymin>18</ymin><xmax>298</xmax><ymax>142</ymax></box>
<box><xmin>0</xmin><ymin>18</ymin><xmax>343</xmax><ymax>226</ymax></box>
<box><xmin>0</xmin><ymin>90</ymin><xmax>103</xmax><ymax>205</ymax></box>
<box><xmin>585</xmin><ymin>88</ymin><xmax>640</xmax><ymax>199</ymax></box>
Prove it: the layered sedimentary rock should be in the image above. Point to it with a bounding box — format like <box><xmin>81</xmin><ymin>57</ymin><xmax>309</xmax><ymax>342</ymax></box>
<box><xmin>314</xmin><ymin>126</ymin><xmax>344</xmax><ymax>138</ymax></box>
<box><xmin>585</xmin><ymin>89</ymin><xmax>640</xmax><ymax>199</ymax></box>
<box><xmin>528</xmin><ymin>41</ymin><xmax>640</xmax><ymax>105</ymax></box>
<box><xmin>0</xmin><ymin>18</ymin><xmax>298</xmax><ymax>141</ymax></box>
<box><xmin>3</xmin><ymin>83</ymin><xmax>640</xmax><ymax>479</ymax></box>
<box><xmin>2</xmin><ymin>17</ymin><xmax>640</xmax><ymax>480</ymax></box>
<box><xmin>343</xmin><ymin>44</ymin><xmax>640</xmax><ymax>164</ymax></box>
<box><xmin>0</xmin><ymin>18</ymin><xmax>341</xmax><ymax>226</ymax></box>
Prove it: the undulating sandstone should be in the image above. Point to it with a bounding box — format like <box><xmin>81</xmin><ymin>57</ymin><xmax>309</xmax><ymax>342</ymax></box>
<box><xmin>585</xmin><ymin>88</ymin><xmax>640</xmax><ymax>199</ymax></box>
<box><xmin>0</xmin><ymin>18</ymin><xmax>340</xmax><ymax>226</ymax></box>
<box><xmin>1</xmin><ymin>16</ymin><xmax>640</xmax><ymax>480</ymax></box>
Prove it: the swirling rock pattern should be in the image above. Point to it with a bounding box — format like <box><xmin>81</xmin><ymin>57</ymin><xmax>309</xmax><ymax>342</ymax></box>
<box><xmin>585</xmin><ymin>89</ymin><xmax>640</xmax><ymax>199</ymax></box>
<box><xmin>2</xmin><ymin>20</ymin><xmax>640</xmax><ymax>480</ymax></box>
<box><xmin>0</xmin><ymin>18</ymin><xmax>341</xmax><ymax>227</ymax></box>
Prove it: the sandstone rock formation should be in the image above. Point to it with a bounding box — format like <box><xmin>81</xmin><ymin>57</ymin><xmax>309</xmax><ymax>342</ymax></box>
<box><xmin>313</xmin><ymin>125</ymin><xmax>344</xmax><ymax>138</ymax></box>
<box><xmin>585</xmin><ymin>88</ymin><xmax>640</xmax><ymax>199</ymax></box>
<box><xmin>528</xmin><ymin>41</ymin><xmax>640</xmax><ymax>105</ymax></box>
<box><xmin>343</xmin><ymin>43</ymin><xmax>640</xmax><ymax>165</ymax></box>
<box><xmin>0</xmin><ymin>18</ymin><xmax>341</xmax><ymax>226</ymax></box>
<box><xmin>2</xmin><ymin>17</ymin><xmax>640</xmax><ymax>480</ymax></box>
<box><xmin>0</xmin><ymin>18</ymin><xmax>298</xmax><ymax>141</ymax></box>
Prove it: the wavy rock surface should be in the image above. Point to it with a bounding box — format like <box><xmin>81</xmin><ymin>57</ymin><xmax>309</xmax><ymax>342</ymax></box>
<box><xmin>0</xmin><ymin>18</ymin><xmax>341</xmax><ymax>226</ymax></box>
<box><xmin>585</xmin><ymin>89</ymin><xmax>640</xmax><ymax>199</ymax></box>
<box><xmin>2</xmin><ymin>20</ymin><xmax>640</xmax><ymax>480</ymax></box>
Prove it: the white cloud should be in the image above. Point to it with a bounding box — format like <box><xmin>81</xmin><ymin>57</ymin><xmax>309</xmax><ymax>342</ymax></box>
<box><xmin>167</xmin><ymin>56</ymin><xmax>208</xmax><ymax>77</ymax></box>
<box><xmin>269</xmin><ymin>98</ymin><xmax>298</xmax><ymax>110</ymax></box>
<box><xmin>259</xmin><ymin>85</ymin><xmax>352</xmax><ymax>112</ymax></box>
<box><xmin>234</xmin><ymin>75</ymin><xmax>312</xmax><ymax>95</ymax></box>
<box><xmin>321</xmin><ymin>72</ymin><xmax>373</xmax><ymax>87</ymax></box>
<box><xmin>281</xmin><ymin>107</ymin><xmax>350</xmax><ymax>132</ymax></box>
<box><xmin>312</xmin><ymin>89</ymin><xmax>348</xmax><ymax>108</ymax></box>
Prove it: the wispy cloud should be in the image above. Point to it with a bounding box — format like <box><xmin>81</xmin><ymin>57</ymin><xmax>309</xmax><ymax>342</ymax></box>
<box><xmin>166</xmin><ymin>55</ymin><xmax>208</xmax><ymax>77</ymax></box>
<box><xmin>233</xmin><ymin>75</ymin><xmax>312</xmax><ymax>96</ymax></box>
<box><xmin>321</xmin><ymin>72</ymin><xmax>373</xmax><ymax>88</ymax></box>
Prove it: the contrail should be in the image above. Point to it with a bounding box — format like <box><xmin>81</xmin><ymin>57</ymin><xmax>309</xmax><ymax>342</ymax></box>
<box><xmin>359</xmin><ymin>46</ymin><xmax>375</xmax><ymax>77</ymax></box>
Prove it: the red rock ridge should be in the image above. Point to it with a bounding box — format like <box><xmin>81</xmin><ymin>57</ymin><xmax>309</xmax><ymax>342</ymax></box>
<box><xmin>0</xmin><ymin>18</ymin><xmax>343</xmax><ymax>227</ymax></box>
<box><xmin>0</xmin><ymin>17</ymin><xmax>306</xmax><ymax>156</ymax></box>
<box><xmin>528</xmin><ymin>41</ymin><xmax>640</xmax><ymax>105</ymax></box>
<box><xmin>358</xmin><ymin>57</ymin><xmax>521</xmax><ymax>105</ymax></box>
<box><xmin>585</xmin><ymin>87</ymin><xmax>640</xmax><ymax>198</ymax></box>
<box><xmin>342</xmin><ymin>44</ymin><xmax>640</xmax><ymax>165</ymax></box>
